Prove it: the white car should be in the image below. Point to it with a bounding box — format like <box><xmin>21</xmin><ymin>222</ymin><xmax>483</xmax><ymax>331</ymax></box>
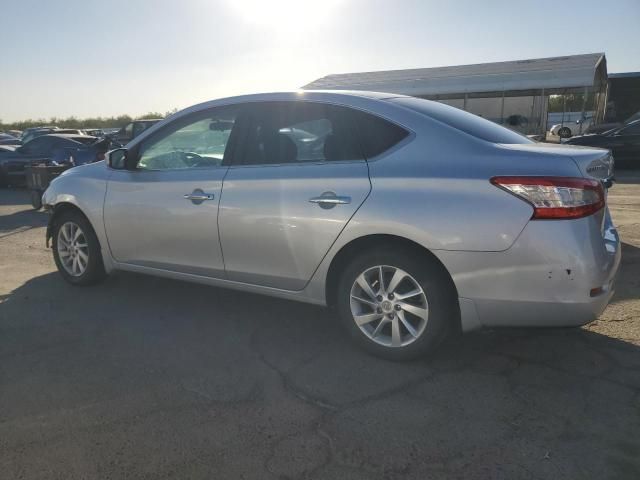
<box><xmin>42</xmin><ymin>91</ymin><xmax>620</xmax><ymax>360</ymax></box>
<box><xmin>550</xmin><ymin>116</ymin><xmax>594</xmax><ymax>138</ymax></box>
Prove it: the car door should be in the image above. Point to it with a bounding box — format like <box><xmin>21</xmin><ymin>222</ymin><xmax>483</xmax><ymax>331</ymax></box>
<box><xmin>103</xmin><ymin>105</ymin><xmax>240</xmax><ymax>277</ymax></box>
<box><xmin>218</xmin><ymin>101</ymin><xmax>371</xmax><ymax>290</ymax></box>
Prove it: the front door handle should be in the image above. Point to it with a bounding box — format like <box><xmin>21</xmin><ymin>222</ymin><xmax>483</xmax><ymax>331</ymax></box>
<box><xmin>184</xmin><ymin>189</ymin><xmax>215</xmax><ymax>204</ymax></box>
<box><xmin>309</xmin><ymin>192</ymin><xmax>351</xmax><ymax>209</ymax></box>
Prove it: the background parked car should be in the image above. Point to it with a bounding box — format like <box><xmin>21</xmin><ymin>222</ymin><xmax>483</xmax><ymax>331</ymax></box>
<box><xmin>0</xmin><ymin>133</ymin><xmax>22</xmax><ymax>146</ymax></box>
<box><xmin>20</xmin><ymin>127</ymin><xmax>87</xmax><ymax>144</ymax></box>
<box><xmin>83</xmin><ymin>128</ymin><xmax>106</xmax><ymax>137</ymax></box>
<box><xmin>0</xmin><ymin>134</ymin><xmax>107</xmax><ymax>186</ymax></box>
<box><xmin>108</xmin><ymin>119</ymin><xmax>161</xmax><ymax>146</ymax></box>
<box><xmin>550</xmin><ymin>114</ymin><xmax>594</xmax><ymax>138</ymax></box>
<box><xmin>585</xmin><ymin>110</ymin><xmax>640</xmax><ymax>134</ymax></box>
<box><xmin>21</xmin><ymin>126</ymin><xmax>58</xmax><ymax>144</ymax></box>
<box><xmin>565</xmin><ymin>118</ymin><xmax>640</xmax><ymax>169</ymax></box>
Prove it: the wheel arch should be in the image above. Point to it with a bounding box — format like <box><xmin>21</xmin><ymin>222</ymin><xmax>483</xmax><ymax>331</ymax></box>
<box><xmin>46</xmin><ymin>202</ymin><xmax>95</xmax><ymax>247</ymax></box>
<box><xmin>325</xmin><ymin>234</ymin><xmax>459</xmax><ymax>316</ymax></box>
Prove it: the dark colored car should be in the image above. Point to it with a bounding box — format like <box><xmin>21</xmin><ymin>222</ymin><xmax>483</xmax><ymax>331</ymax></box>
<box><xmin>586</xmin><ymin>111</ymin><xmax>640</xmax><ymax>134</ymax></box>
<box><xmin>0</xmin><ymin>133</ymin><xmax>22</xmax><ymax>146</ymax></box>
<box><xmin>108</xmin><ymin>119</ymin><xmax>161</xmax><ymax>146</ymax></box>
<box><xmin>21</xmin><ymin>126</ymin><xmax>58</xmax><ymax>144</ymax></box>
<box><xmin>565</xmin><ymin>119</ymin><xmax>640</xmax><ymax>169</ymax></box>
<box><xmin>0</xmin><ymin>134</ymin><xmax>108</xmax><ymax>186</ymax></box>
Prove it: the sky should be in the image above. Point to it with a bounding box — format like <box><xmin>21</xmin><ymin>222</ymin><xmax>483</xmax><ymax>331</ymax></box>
<box><xmin>1</xmin><ymin>0</ymin><xmax>639</xmax><ymax>123</ymax></box>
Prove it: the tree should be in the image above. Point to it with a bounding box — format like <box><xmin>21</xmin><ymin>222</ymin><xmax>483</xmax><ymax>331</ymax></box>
<box><xmin>0</xmin><ymin>111</ymin><xmax>173</xmax><ymax>133</ymax></box>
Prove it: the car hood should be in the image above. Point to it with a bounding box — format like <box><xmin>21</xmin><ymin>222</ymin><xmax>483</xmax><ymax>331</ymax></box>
<box><xmin>499</xmin><ymin>142</ymin><xmax>613</xmax><ymax>182</ymax></box>
<box><xmin>0</xmin><ymin>145</ymin><xmax>18</xmax><ymax>153</ymax></box>
<box><xmin>58</xmin><ymin>159</ymin><xmax>107</xmax><ymax>177</ymax></box>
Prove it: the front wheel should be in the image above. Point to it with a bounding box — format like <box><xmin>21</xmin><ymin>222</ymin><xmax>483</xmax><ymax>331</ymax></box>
<box><xmin>52</xmin><ymin>211</ymin><xmax>106</xmax><ymax>286</ymax></box>
<box><xmin>558</xmin><ymin>126</ymin><xmax>572</xmax><ymax>138</ymax></box>
<box><xmin>336</xmin><ymin>248</ymin><xmax>458</xmax><ymax>361</ymax></box>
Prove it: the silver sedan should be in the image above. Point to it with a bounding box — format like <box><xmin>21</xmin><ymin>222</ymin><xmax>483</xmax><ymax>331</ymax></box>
<box><xmin>42</xmin><ymin>91</ymin><xmax>620</xmax><ymax>360</ymax></box>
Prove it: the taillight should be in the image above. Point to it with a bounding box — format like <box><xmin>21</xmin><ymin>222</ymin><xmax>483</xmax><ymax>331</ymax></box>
<box><xmin>96</xmin><ymin>152</ymin><xmax>106</xmax><ymax>161</ymax></box>
<box><xmin>490</xmin><ymin>176</ymin><xmax>604</xmax><ymax>220</ymax></box>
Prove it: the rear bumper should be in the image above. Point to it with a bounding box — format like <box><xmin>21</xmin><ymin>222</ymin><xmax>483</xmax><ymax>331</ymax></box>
<box><xmin>435</xmin><ymin>208</ymin><xmax>621</xmax><ymax>331</ymax></box>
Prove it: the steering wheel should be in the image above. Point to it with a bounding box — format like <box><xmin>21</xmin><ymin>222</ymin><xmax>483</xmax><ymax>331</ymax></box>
<box><xmin>180</xmin><ymin>151</ymin><xmax>204</xmax><ymax>166</ymax></box>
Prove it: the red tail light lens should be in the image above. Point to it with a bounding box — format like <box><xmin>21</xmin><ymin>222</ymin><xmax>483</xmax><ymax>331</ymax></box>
<box><xmin>490</xmin><ymin>176</ymin><xmax>605</xmax><ymax>220</ymax></box>
<box><xmin>96</xmin><ymin>152</ymin><xmax>106</xmax><ymax>161</ymax></box>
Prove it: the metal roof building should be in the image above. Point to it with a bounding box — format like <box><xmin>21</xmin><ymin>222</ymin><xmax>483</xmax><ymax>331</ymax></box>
<box><xmin>303</xmin><ymin>53</ymin><xmax>609</xmax><ymax>136</ymax></box>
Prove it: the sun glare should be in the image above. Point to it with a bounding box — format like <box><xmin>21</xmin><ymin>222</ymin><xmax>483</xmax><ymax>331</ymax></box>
<box><xmin>226</xmin><ymin>0</ymin><xmax>343</xmax><ymax>31</ymax></box>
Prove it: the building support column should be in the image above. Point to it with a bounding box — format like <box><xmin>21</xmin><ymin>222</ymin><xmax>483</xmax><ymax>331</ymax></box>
<box><xmin>580</xmin><ymin>86</ymin><xmax>589</xmax><ymax>134</ymax></box>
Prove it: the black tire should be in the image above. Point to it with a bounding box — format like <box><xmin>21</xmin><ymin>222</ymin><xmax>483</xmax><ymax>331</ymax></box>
<box><xmin>30</xmin><ymin>190</ymin><xmax>43</xmax><ymax>210</ymax></box>
<box><xmin>51</xmin><ymin>210</ymin><xmax>107</xmax><ymax>286</ymax></box>
<box><xmin>336</xmin><ymin>247</ymin><xmax>459</xmax><ymax>361</ymax></box>
<box><xmin>558</xmin><ymin>126</ymin><xmax>572</xmax><ymax>138</ymax></box>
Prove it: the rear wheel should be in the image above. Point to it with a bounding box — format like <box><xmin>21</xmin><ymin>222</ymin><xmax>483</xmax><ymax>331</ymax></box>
<box><xmin>52</xmin><ymin>210</ymin><xmax>106</xmax><ymax>286</ymax></box>
<box><xmin>336</xmin><ymin>248</ymin><xmax>458</xmax><ymax>360</ymax></box>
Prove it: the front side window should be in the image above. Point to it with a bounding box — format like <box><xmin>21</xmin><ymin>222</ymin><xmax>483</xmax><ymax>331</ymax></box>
<box><xmin>239</xmin><ymin>102</ymin><xmax>364</xmax><ymax>165</ymax></box>
<box><xmin>137</xmin><ymin>107</ymin><xmax>238</xmax><ymax>170</ymax></box>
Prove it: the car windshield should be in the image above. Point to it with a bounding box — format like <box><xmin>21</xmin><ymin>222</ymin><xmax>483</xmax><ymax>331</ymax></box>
<box><xmin>390</xmin><ymin>97</ymin><xmax>534</xmax><ymax>144</ymax></box>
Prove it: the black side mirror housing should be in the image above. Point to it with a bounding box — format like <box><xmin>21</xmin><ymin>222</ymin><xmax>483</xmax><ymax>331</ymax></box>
<box><xmin>108</xmin><ymin>148</ymin><xmax>128</xmax><ymax>170</ymax></box>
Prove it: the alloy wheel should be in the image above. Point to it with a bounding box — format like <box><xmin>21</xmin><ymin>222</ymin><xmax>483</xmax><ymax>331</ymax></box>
<box><xmin>57</xmin><ymin>221</ymin><xmax>89</xmax><ymax>277</ymax></box>
<box><xmin>349</xmin><ymin>265</ymin><xmax>429</xmax><ymax>347</ymax></box>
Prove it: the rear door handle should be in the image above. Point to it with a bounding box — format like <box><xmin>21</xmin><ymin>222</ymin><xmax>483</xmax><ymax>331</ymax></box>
<box><xmin>309</xmin><ymin>192</ymin><xmax>351</xmax><ymax>209</ymax></box>
<box><xmin>184</xmin><ymin>189</ymin><xmax>215</xmax><ymax>204</ymax></box>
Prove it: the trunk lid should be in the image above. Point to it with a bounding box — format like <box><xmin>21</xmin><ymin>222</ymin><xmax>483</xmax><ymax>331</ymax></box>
<box><xmin>499</xmin><ymin>143</ymin><xmax>614</xmax><ymax>184</ymax></box>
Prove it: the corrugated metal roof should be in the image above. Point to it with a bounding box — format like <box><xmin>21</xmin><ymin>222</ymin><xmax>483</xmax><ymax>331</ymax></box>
<box><xmin>303</xmin><ymin>53</ymin><xmax>606</xmax><ymax>96</ymax></box>
<box><xmin>609</xmin><ymin>71</ymin><xmax>640</xmax><ymax>79</ymax></box>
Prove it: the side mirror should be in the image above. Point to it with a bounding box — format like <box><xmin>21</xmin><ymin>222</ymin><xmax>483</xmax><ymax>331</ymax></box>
<box><xmin>108</xmin><ymin>148</ymin><xmax>128</xmax><ymax>170</ymax></box>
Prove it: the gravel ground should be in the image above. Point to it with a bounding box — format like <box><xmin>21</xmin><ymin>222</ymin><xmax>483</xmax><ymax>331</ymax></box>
<box><xmin>0</xmin><ymin>176</ymin><xmax>639</xmax><ymax>480</ymax></box>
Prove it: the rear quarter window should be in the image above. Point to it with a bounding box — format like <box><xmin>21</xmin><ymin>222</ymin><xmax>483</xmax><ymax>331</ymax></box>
<box><xmin>390</xmin><ymin>97</ymin><xmax>533</xmax><ymax>145</ymax></box>
<box><xmin>350</xmin><ymin>110</ymin><xmax>410</xmax><ymax>159</ymax></box>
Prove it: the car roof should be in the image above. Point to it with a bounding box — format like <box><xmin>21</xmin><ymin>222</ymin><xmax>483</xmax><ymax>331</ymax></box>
<box><xmin>197</xmin><ymin>90</ymin><xmax>406</xmax><ymax>107</ymax></box>
<box><xmin>127</xmin><ymin>90</ymin><xmax>413</xmax><ymax>148</ymax></box>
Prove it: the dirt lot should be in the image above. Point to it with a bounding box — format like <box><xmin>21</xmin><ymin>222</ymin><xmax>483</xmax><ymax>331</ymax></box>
<box><xmin>1</xmin><ymin>177</ymin><xmax>639</xmax><ymax>479</ymax></box>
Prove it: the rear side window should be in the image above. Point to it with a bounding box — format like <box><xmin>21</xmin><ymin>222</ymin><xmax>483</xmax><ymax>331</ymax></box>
<box><xmin>351</xmin><ymin>110</ymin><xmax>410</xmax><ymax>159</ymax></box>
<box><xmin>238</xmin><ymin>102</ymin><xmax>365</xmax><ymax>165</ymax></box>
<box><xmin>390</xmin><ymin>97</ymin><xmax>533</xmax><ymax>144</ymax></box>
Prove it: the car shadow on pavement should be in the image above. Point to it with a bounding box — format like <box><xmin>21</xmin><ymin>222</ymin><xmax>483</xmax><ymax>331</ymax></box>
<box><xmin>0</xmin><ymin>208</ymin><xmax>48</xmax><ymax>235</ymax></box>
<box><xmin>1</xmin><ymin>269</ymin><xmax>639</xmax><ymax>478</ymax></box>
<box><xmin>0</xmin><ymin>187</ymin><xmax>32</xmax><ymax>206</ymax></box>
